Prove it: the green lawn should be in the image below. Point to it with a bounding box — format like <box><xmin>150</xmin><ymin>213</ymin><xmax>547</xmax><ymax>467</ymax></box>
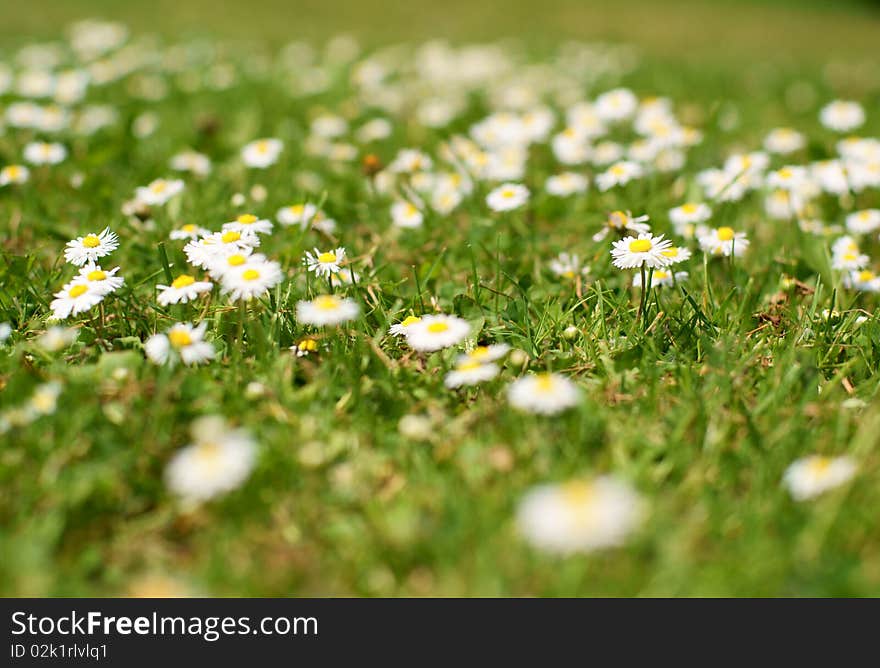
<box><xmin>1</xmin><ymin>2</ymin><xmax>880</xmax><ymax>596</ymax></box>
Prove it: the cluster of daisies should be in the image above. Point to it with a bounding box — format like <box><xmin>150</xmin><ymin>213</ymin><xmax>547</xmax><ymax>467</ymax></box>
<box><xmin>1</xmin><ymin>22</ymin><xmax>875</xmax><ymax>558</ymax></box>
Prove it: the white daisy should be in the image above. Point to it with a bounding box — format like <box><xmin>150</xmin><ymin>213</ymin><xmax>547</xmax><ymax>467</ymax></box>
<box><xmin>222</xmin><ymin>213</ymin><xmax>273</xmax><ymax>235</ymax></box>
<box><xmin>276</xmin><ymin>203</ymin><xmax>318</xmax><ymax>228</ymax></box>
<box><xmin>763</xmin><ymin>127</ymin><xmax>805</xmax><ymax>154</ymax></box>
<box><xmin>486</xmin><ymin>183</ymin><xmax>529</xmax><ymax>212</ymax></box>
<box><xmin>698</xmin><ymin>227</ymin><xmax>750</xmax><ymax>257</ymax></box>
<box><xmin>23</xmin><ymin>141</ymin><xmax>67</xmax><ymax>165</ymax></box>
<box><xmin>49</xmin><ymin>282</ymin><xmax>104</xmax><ymax>320</ymax></box>
<box><xmin>783</xmin><ymin>455</ymin><xmax>856</xmax><ymax>501</ymax></box>
<box><xmin>391</xmin><ymin>200</ymin><xmax>424</xmax><ymax>228</ymax></box>
<box><xmin>71</xmin><ymin>263</ymin><xmax>124</xmax><ymax>296</ymax></box>
<box><xmin>169</xmin><ymin>223</ymin><xmax>211</xmax><ymax>241</ymax></box>
<box><xmin>165</xmin><ymin>416</ymin><xmax>257</xmax><ymax>505</ymax></box>
<box><xmin>507</xmin><ymin>372</ymin><xmax>580</xmax><ymax>415</ymax></box>
<box><xmin>845</xmin><ymin>210</ymin><xmax>880</xmax><ymax>234</ymax></box>
<box><xmin>183</xmin><ymin>230</ymin><xmax>260</xmax><ymax>269</ymax></box>
<box><xmin>843</xmin><ymin>269</ymin><xmax>880</xmax><ymax>292</ymax></box>
<box><xmin>592</xmin><ymin>210</ymin><xmax>651</xmax><ymax>242</ymax></box>
<box><xmin>548</xmin><ymin>252</ymin><xmax>589</xmax><ymax>279</ymax></box>
<box><xmin>0</xmin><ymin>164</ymin><xmax>30</xmax><ymax>186</ymax></box>
<box><xmin>145</xmin><ymin>322</ymin><xmax>215</xmax><ymax>366</ymax></box>
<box><xmin>63</xmin><ymin>227</ymin><xmax>119</xmax><ymax>266</ymax></box>
<box><xmin>389</xmin><ymin>315</ymin><xmax>422</xmax><ymax>337</ymax></box>
<box><xmin>819</xmin><ymin>100</ymin><xmax>865</xmax><ymax>133</ymax></box>
<box><xmin>545</xmin><ymin>172</ymin><xmax>588</xmax><ymax>197</ymax></box>
<box><xmin>220</xmin><ymin>260</ymin><xmax>283</xmax><ymax>301</ymax></box>
<box><xmin>669</xmin><ymin>202</ymin><xmax>711</xmax><ymax>229</ymax></box>
<box><xmin>516</xmin><ymin>476</ymin><xmax>643</xmax><ymax>554</ymax></box>
<box><xmin>241</xmin><ymin>138</ymin><xmax>283</xmax><ymax>168</ymax></box>
<box><xmin>135</xmin><ymin>178</ymin><xmax>184</xmax><ymax>206</ymax></box>
<box><xmin>632</xmin><ymin>269</ymin><xmax>688</xmax><ymax>288</ymax></box>
<box><xmin>444</xmin><ymin>360</ymin><xmax>500</xmax><ymax>388</ymax></box>
<box><xmin>304</xmin><ymin>247</ymin><xmax>346</xmax><ymax>277</ymax></box>
<box><xmin>610</xmin><ymin>233</ymin><xmax>675</xmax><ymax>269</ymax></box>
<box><xmin>457</xmin><ymin>343</ymin><xmax>510</xmax><ymax>364</ymax></box>
<box><xmin>169</xmin><ymin>150</ymin><xmax>211</xmax><ymax>176</ymax></box>
<box><xmin>595</xmin><ymin>161</ymin><xmax>643</xmax><ymax>191</ymax></box>
<box><xmin>157</xmin><ymin>274</ymin><xmax>213</xmax><ymax>305</ymax></box>
<box><xmin>405</xmin><ymin>314</ymin><xmax>470</xmax><ymax>352</ymax></box>
<box><xmin>296</xmin><ymin>295</ymin><xmax>361</xmax><ymax>326</ymax></box>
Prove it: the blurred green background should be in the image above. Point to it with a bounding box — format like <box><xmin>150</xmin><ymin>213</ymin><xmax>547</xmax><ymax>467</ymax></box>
<box><xmin>3</xmin><ymin>0</ymin><xmax>879</xmax><ymax>64</ymax></box>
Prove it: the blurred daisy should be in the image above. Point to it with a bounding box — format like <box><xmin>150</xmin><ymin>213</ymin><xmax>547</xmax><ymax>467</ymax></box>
<box><xmin>49</xmin><ymin>282</ymin><xmax>104</xmax><ymax>320</ymax></box>
<box><xmin>169</xmin><ymin>150</ymin><xmax>212</xmax><ymax>176</ymax></box>
<box><xmin>507</xmin><ymin>372</ymin><xmax>580</xmax><ymax>415</ymax></box>
<box><xmin>277</xmin><ymin>203</ymin><xmax>318</xmax><ymax>228</ymax></box>
<box><xmin>405</xmin><ymin>314</ymin><xmax>470</xmax><ymax>352</ymax></box>
<box><xmin>36</xmin><ymin>326</ymin><xmax>78</xmax><ymax>351</ymax></box>
<box><xmin>165</xmin><ymin>416</ymin><xmax>257</xmax><ymax>505</ymax></box>
<box><xmin>845</xmin><ymin>210</ymin><xmax>880</xmax><ymax>234</ymax></box>
<box><xmin>843</xmin><ymin>269</ymin><xmax>880</xmax><ymax>292</ymax></box>
<box><xmin>595</xmin><ymin>88</ymin><xmax>638</xmax><ymax>122</ymax></box>
<box><xmin>486</xmin><ymin>183</ymin><xmax>529</xmax><ymax>212</ymax></box>
<box><xmin>169</xmin><ymin>223</ymin><xmax>210</xmax><ymax>241</ymax></box>
<box><xmin>297</xmin><ymin>295</ymin><xmax>360</xmax><ymax>326</ymax></box>
<box><xmin>633</xmin><ymin>269</ymin><xmax>688</xmax><ymax>288</ymax></box>
<box><xmin>595</xmin><ymin>161</ymin><xmax>643</xmax><ymax>191</ymax></box>
<box><xmin>548</xmin><ymin>252</ymin><xmax>589</xmax><ymax>279</ymax></box>
<box><xmin>389</xmin><ymin>315</ymin><xmax>422</xmax><ymax>337</ymax></box>
<box><xmin>157</xmin><ymin>274</ymin><xmax>213</xmax><ymax>306</ymax></box>
<box><xmin>222</xmin><ymin>213</ymin><xmax>273</xmax><ymax>235</ymax></box>
<box><xmin>63</xmin><ymin>227</ymin><xmax>119</xmax><ymax>266</ymax></box>
<box><xmin>783</xmin><ymin>455</ymin><xmax>856</xmax><ymax>501</ymax></box>
<box><xmin>669</xmin><ymin>202</ymin><xmax>711</xmax><ymax>229</ymax></box>
<box><xmin>459</xmin><ymin>343</ymin><xmax>510</xmax><ymax>364</ymax></box>
<box><xmin>184</xmin><ymin>230</ymin><xmax>259</xmax><ymax>269</ymax></box>
<box><xmin>763</xmin><ymin>127</ymin><xmax>805</xmax><ymax>154</ymax></box>
<box><xmin>593</xmin><ymin>210</ymin><xmax>650</xmax><ymax>242</ymax></box>
<box><xmin>241</xmin><ymin>138</ymin><xmax>283</xmax><ymax>168</ymax></box>
<box><xmin>391</xmin><ymin>200</ymin><xmax>424</xmax><ymax>228</ymax></box>
<box><xmin>545</xmin><ymin>172</ymin><xmax>588</xmax><ymax>197</ymax></box>
<box><xmin>698</xmin><ymin>227</ymin><xmax>749</xmax><ymax>257</ymax></box>
<box><xmin>516</xmin><ymin>476</ymin><xmax>643</xmax><ymax>554</ymax></box>
<box><xmin>71</xmin><ymin>263</ymin><xmax>124</xmax><ymax>296</ymax></box>
<box><xmin>23</xmin><ymin>141</ymin><xmax>67</xmax><ymax>165</ymax></box>
<box><xmin>444</xmin><ymin>360</ymin><xmax>500</xmax><ymax>388</ymax></box>
<box><xmin>304</xmin><ymin>247</ymin><xmax>346</xmax><ymax>277</ymax></box>
<box><xmin>659</xmin><ymin>245</ymin><xmax>691</xmax><ymax>264</ymax></box>
<box><xmin>819</xmin><ymin>100</ymin><xmax>865</xmax><ymax>133</ymax></box>
<box><xmin>0</xmin><ymin>165</ymin><xmax>30</xmax><ymax>186</ymax></box>
<box><xmin>220</xmin><ymin>260</ymin><xmax>283</xmax><ymax>301</ymax></box>
<box><xmin>145</xmin><ymin>322</ymin><xmax>215</xmax><ymax>366</ymax></box>
<box><xmin>135</xmin><ymin>178</ymin><xmax>184</xmax><ymax>206</ymax></box>
<box><xmin>610</xmin><ymin>233</ymin><xmax>674</xmax><ymax>269</ymax></box>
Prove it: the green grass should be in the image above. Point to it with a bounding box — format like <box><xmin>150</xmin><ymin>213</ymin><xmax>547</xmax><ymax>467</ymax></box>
<box><xmin>1</xmin><ymin>2</ymin><xmax>880</xmax><ymax>596</ymax></box>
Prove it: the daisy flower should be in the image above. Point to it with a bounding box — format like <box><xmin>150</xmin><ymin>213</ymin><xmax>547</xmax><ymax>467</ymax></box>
<box><xmin>220</xmin><ymin>259</ymin><xmax>283</xmax><ymax>301</ymax></box>
<box><xmin>169</xmin><ymin>150</ymin><xmax>212</xmax><ymax>176</ymax></box>
<box><xmin>0</xmin><ymin>164</ymin><xmax>30</xmax><ymax>186</ymax></box>
<box><xmin>698</xmin><ymin>227</ymin><xmax>750</xmax><ymax>257</ymax></box>
<box><xmin>843</xmin><ymin>269</ymin><xmax>880</xmax><ymax>292</ymax></box>
<box><xmin>329</xmin><ymin>267</ymin><xmax>361</xmax><ymax>287</ymax></box>
<box><xmin>241</xmin><ymin>138</ymin><xmax>283</xmax><ymax>168</ymax></box>
<box><xmin>516</xmin><ymin>476</ymin><xmax>643</xmax><ymax>554</ymax></box>
<box><xmin>276</xmin><ymin>203</ymin><xmax>318</xmax><ymax>228</ymax></box>
<box><xmin>548</xmin><ymin>252</ymin><xmax>589</xmax><ymax>279</ymax></box>
<box><xmin>819</xmin><ymin>100</ymin><xmax>865</xmax><ymax>133</ymax></box>
<box><xmin>508</xmin><ymin>372</ymin><xmax>580</xmax><ymax>415</ymax></box>
<box><xmin>49</xmin><ymin>282</ymin><xmax>104</xmax><ymax>320</ymax></box>
<box><xmin>304</xmin><ymin>247</ymin><xmax>346</xmax><ymax>277</ymax></box>
<box><xmin>845</xmin><ymin>209</ymin><xmax>880</xmax><ymax>234</ymax></box>
<box><xmin>595</xmin><ymin>88</ymin><xmax>638</xmax><ymax>122</ymax></box>
<box><xmin>430</xmin><ymin>187</ymin><xmax>463</xmax><ymax>215</ymax></box>
<box><xmin>458</xmin><ymin>343</ymin><xmax>510</xmax><ymax>364</ymax></box>
<box><xmin>183</xmin><ymin>230</ymin><xmax>260</xmax><ymax>269</ymax></box>
<box><xmin>486</xmin><ymin>183</ymin><xmax>529</xmax><ymax>212</ymax></box>
<box><xmin>763</xmin><ymin>127</ymin><xmax>805</xmax><ymax>154</ymax></box>
<box><xmin>165</xmin><ymin>416</ymin><xmax>257</xmax><ymax>505</ymax></box>
<box><xmin>206</xmin><ymin>250</ymin><xmax>260</xmax><ymax>281</ymax></box>
<box><xmin>610</xmin><ymin>233</ymin><xmax>675</xmax><ymax>269</ymax></box>
<box><xmin>135</xmin><ymin>178</ymin><xmax>184</xmax><ymax>206</ymax></box>
<box><xmin>169</xmin><ymin>223</ymin><xmax>211</xmax><ymax>241</ymax></box>
<box><xmin>389</xmin><ymin>315</ymin><xmax>422</xmax><ymax>337</ymax></box>
<box><xmin>783</xmin><ymin>455</ymin><xmax>856</xmax><ymax>501</ymax></box>
<box><xmin>632</xmin><ymin>269</ymin><xmax>688</xmax><ymax>288</ymax></box>
<box><xmin>659</xmin><ymin>245</ymin><xmax>691</xmax><ymax>264</ymax></box>
<box><xmin>71</xmin><ymin>263</ymin><xmax>124</xmax><ymax>296</ymax></box>
<box><xmin>292</xmin><ymin>338</ymin><xmax>320</xmax><ymax>357</ymax></box>
<box><xmin>391</xmin><ymin>200</ymin><xmax>424</xmax><ymax>228</ymax></box>
<box><xmin>222</xmin><ymin>213</ymin><xmax>273</xmax><ymax>235</ymax></box>
<box><xmin>157</xmin><ymin>274</ymin><xmax>213</xmax><ymax>306</ymax></box>
<box><xmin>669</xmin><ymin>202</ymin><xmax>711</xmax><ymax>229</ymax></box>
<box><xmin>36</xmin><ymin>326</ymin><xmax>78</xmax><ymax>352</ymax></box>
<box><xmin>444</xmin><ymin>360</ymin><xmax>500</xmax><ymax>388</ymax></box>
<box><xmin>545</xmin><ymin>172</ymin><xmax>588</xmax><ymax>197</ymax></box>
<box><xmin>405</xmin><ymin>314</ymin><xmax>470</xmax><ymax>352</ymax></box>
<box><xmin>296</xmin><ymin>295</ymin><xmax>360</xmax><ymax>326</ymax></box>
<box><xmin>145</xmin><ymin>322</ymin><xmax>215</xmax><ymax>366</ymax></box>
<box><xmin>63</xmin><ymin>227</ymin><xmax>119</xmax><ymax>266</ymax></box>
<box><xmin>593</xmin><ymin>210</ymin><xmax>650</xmax><ymax>242</ymax></box>
<box><xmin>23</xmin><ymin>141</ymin><xmax>67</xmax><ymax>165</ymax></box>
<box><xmin>595</xmin><ymin>161</ymin><xmax>643</xmax><ymax>191</ymax></box>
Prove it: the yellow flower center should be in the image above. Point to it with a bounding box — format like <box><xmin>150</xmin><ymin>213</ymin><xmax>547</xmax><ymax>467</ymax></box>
<box><xmin>242</xmin><ymin>269</ymin><xmax>260</xmax><ymax>281</ymax></box>
<box><xmin>314</xmin><ymin>295</ymin><xmax>340</xmax><ymax>311</ymax></box>
<box><xmin>168</xmin><ymin>329</ymin><xmax>192</xmax><ymax>348</ymax></box>
<box><xmin>456</xmin><ymin>360</ymin><xmax>483</xmax><ymax>371</ymax></box>
<box><xmin>227</xmin><ymin>254</ymin><xmax>247</xmax><ymax>266</ymax></box>
<box><xmin>257</xmin><ymin>140</ymin><xmax>269</xmax><ymax>153</ymax></box>
<box><xmin>82</xmin><ymin>234</ymin><xmax>101</xmax><ymax>248</ymax></box>
<box><xmin>808</xmin><ymin>457</ymin><xmax>831</xmax><ymax>475</ymax></box>
<box><xmin>778</xmin><ymin>168</ymin><xmax>793</xmax><ymax>179</ymax></box>
<box><xmin>181</xmin><ymin>224</ymin><xmax>196</xmax><ymax>232</ymax></box>
<box><xmin>501</xmin><ymin>189</ymin><xmax>515</xmax><ymax>199</ymax></box>
<box><xmin>221</xmin><ymin>231</ymin><xmax>241</xmax><ymax>243</ymax></box>
<box><xmin>317</xmin><ymin>251</ymin><xmax>337</xmax><ymax>263</ymax></box>
<box><xmin>289</xmin><ymin>204</ymin><xmax>304</xmax><ymax>214</ymax></box>
<box><xmin>68</xmin><ymin>284</ymin><xmax>88</xmax><ymax>298</ymax></box>
<box><xmin>610</xmin><ymin>164</ymin><xmax>626</xmax><ymax>176</ymax></box>
<box><xmin>401</xmin><ymin>316</ymin><xmax>421</xmax><ymax>327</ymax></box>
<box><xmin>87</xmin><ymin>269</ymin><xmax>106</xmax><ymax>281</ymax></box>
<box><xmin>681</xmin><ymin>203</ymin><xmax>698</xmax><ymax>214</ymax></box>
<box><xmin>195</xmin><ymin>442</ymin><xmax>222</xmax><ymax>465</ymax></box>
<box><xmin>469</xmin><ymin>346</ymin><xmax>489</xmax><ymax>359</ymax></box>
<box><xmin>609</xmin><ymin>211</ymin><xmax>626</xmax><ymax>227</ymax></box>
<box><xmin>237</xmin><ymin>214</ymin><xmax>257</xmax><ymax>224</ymax></box>
<box><xmin>299</xmin><ymin>338</ymin><xmax>318</xmax><ymax>352</ymax></box>
<box><xmin>629</xmin><ymin>238</ymin><xmax>652</xmax><ymax>253</ymax></box>
<box><xmin>717</xmin><ymin>227</ymin><xmax>735</xmax><ymax>241</ymax></box>
<box><xmin>661</xmin><ymin>248</ymin><xmax>679</xmax><ymax>258</ymax></box>
<box><xmin>535</xmin><ymin>373</ymin><xmax>555</xmax><ymax>392</ymax></box>
<box><xmin>843</xmin><ymin>252</ymin><xmax>857</xmax><ymax>262</ymax></box>
<box><xmin>7</xmin><ymin>166</ymin><xmax>20</xmax><ymax>178</ymax></box>
<box><xmin>427</xmin><ymin>322</ymin><xmax>449</xmax><ymax>333</ymax></box>
<box><xmin>859</xmin><ymin>211</ymin><xmax>870</xmax><ymax>221</ymax></box>
<box><xmin>151</xmin><ymin>181</ymin><xmax>167</xmax><ymax>193</ymax></box>
<box><xmin>171</xmin><ymin>275</ymin><xmax>196</xmax><ymax>289</ymax></box>
<box><xmin>654</xmin><ymin>270</ymin><xmax>669</xmax><ymax>280</ymax></box>
<box><xmin>561</xmin><ymin>481</ymin><xmax>595</xmax><ymax>507</ymax></box>
<box><xmin>858</xmin><ymin>270</ymin><xmax>875</xmax><ymax>282</ymax></box>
